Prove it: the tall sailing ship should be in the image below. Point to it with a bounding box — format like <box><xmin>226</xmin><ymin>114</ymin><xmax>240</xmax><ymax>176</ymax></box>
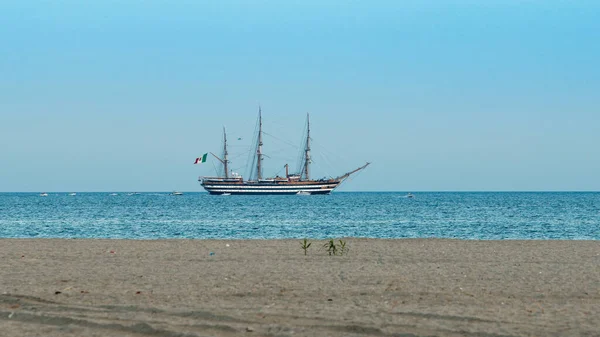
<box><xmin>198</xmin><ymin>109</ymin><xmax>370</xmax><ymax>195</ymax></box>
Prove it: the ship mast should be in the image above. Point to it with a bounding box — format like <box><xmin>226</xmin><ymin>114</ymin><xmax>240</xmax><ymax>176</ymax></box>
<box><xmin>256</xmin><ymin>106</ymin><xmax>263</xmax><ymax>180</ymax></box>
<box><xmin>210</xmin><ymin>127</ymin><xmax>230</xmax><ymax>178</ymax></box>
<box><xmin>304</xmin><ymin>113</ymin><xmax>311</xmax><ymax>181</ymax></box>
<box><xmin>223</xmin><ymin>126</ymin><xmax>229</xmax><ymax>178</ymax></box>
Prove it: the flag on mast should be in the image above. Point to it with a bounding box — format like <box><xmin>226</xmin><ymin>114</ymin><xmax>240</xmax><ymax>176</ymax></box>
<box><xmin>194</xmin><ymin>153</ymin><xmax>208</xmax><ymax>164</ymax></box>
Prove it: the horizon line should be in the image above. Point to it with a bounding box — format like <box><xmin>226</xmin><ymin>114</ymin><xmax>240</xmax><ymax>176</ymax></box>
<box><xmin>2</xmin><ymin>191</ymin><xmax>599</xmax><ymax>193</ymax></box>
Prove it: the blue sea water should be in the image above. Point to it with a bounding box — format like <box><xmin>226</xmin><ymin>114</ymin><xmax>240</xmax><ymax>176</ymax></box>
<box><xmin>0</xmin><ymin>192</ymin><xmax>598</xmax><ymax>240</ymax></box>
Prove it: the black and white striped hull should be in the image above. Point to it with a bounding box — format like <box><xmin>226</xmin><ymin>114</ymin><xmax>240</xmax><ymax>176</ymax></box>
<box><xmin>200</xmin><ymin>181</ymin><xmax>341</xmax><ymax>195</ymax></box>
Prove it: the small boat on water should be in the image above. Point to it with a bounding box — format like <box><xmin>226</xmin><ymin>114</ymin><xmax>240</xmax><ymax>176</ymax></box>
<box><xmin>68</xmin><ymin>193</ymin><xmax>76</xmax><ymax>196</ymax></box>
<box><xmin>406</xmin><ymin>193</ymin><xmax>414</xmax><ymax>198</ymax></box>
<box><xmin>171</xmin><ymin>191</ymin><xmax>184</xmax><ymax>196</ymax></box>
<box><xmin>40</xmin><ymin>193</ymin><xmax>48</xmax><ymax>197</ymax></box>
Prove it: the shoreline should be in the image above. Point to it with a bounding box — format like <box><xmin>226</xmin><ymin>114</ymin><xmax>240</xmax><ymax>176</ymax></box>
<box><xmin>2</xmin><ymin>237</ymin><xmax>599</xmax><ymax>242</ymax></box>
<box><xmin>1</xmin><ymin>239</ymin><xmax>598</xmax><ymax>336</ymax></box>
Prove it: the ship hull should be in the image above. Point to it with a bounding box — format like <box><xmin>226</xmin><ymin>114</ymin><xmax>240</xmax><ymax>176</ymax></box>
<box><xmin>200</xmin><ymin>180</ymin><xmax>341</xmax><ymax>195</ymax></box>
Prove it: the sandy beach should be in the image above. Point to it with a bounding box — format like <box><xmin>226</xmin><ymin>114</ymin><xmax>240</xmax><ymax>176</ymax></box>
<box><xmin>0</xmin><ymin>239</ymin><xmax>598</xmax><ymax>336</ymax></box>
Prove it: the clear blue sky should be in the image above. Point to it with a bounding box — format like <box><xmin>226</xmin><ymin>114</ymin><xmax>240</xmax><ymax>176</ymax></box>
<box><xmin>1</xmin><ymin>1</ymin><xmax>599</xmax><ymax>192</ymax></box>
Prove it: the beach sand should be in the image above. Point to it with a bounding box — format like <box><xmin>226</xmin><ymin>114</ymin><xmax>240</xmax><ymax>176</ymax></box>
<box><xmin>0</xmin><ymin>239</ymin><xmax>598</xmax><ymax>336</ymax></box>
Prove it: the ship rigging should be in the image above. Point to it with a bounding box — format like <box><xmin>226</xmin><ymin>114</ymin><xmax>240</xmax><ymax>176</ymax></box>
<box><xmin>198</xmin><ymin>108</ymin><xmax>369</xmax><ymax>195</ymax></box>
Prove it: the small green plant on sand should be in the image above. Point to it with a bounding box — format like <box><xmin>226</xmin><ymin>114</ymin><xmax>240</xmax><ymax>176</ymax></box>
<box><xmin>301</xmin><ymin>238</ymin><xmax>312</xmax><ymax>255</ymax></box>
<box><xmin>338</xmin><ymin>239</ymin><xmax>348</xmax><ymax>255</ymax></box>
<box><xmin>324</xmin><ymin>239</ymin><xmax>338</xmax><ymax>256</ymax></box>
<box><xmin>323</xmin><ymin>239</ymin><xmax>349</xmax><ymax>256</ymax></box>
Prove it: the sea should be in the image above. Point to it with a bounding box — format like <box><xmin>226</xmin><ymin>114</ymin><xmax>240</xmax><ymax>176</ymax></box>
<box><xmin>0</xmin><ymin>192</ymin><xmax>598</xmax><ymax>240</ymax></box>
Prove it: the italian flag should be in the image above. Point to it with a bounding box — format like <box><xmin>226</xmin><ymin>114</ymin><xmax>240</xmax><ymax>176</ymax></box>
<box><xmin>194</xmin><ymin>153</ymin><xmax>208</xmax><ymax>164</ymax></box>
